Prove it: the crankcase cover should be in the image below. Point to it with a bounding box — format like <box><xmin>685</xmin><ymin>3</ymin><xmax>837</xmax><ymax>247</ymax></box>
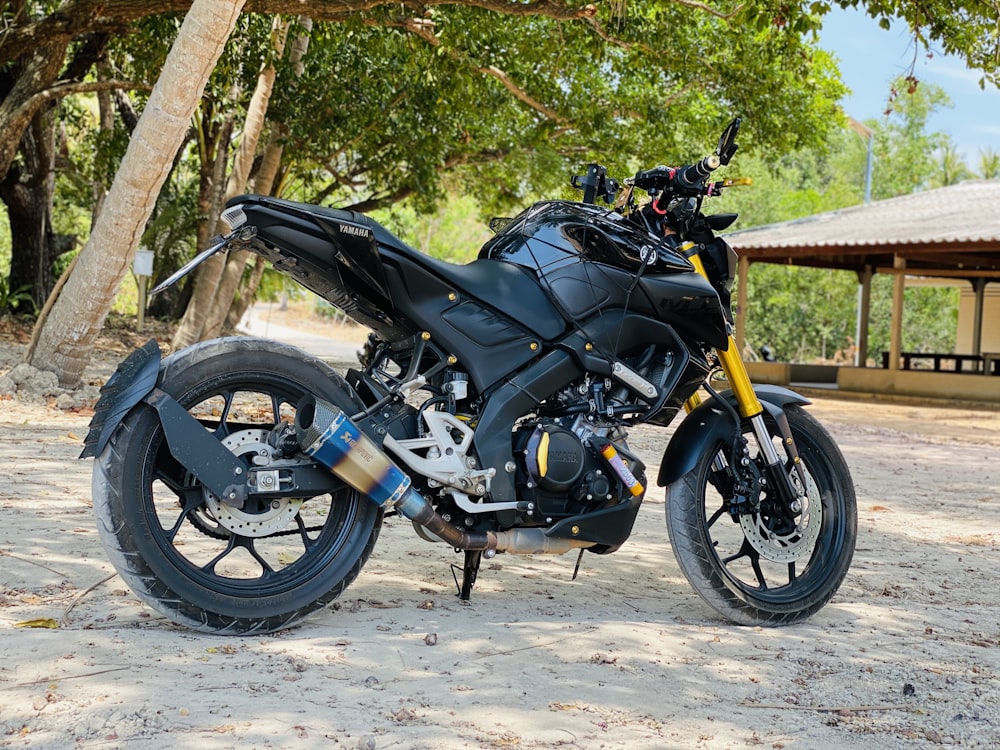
<box><xmin>524</xmin><ymin>424</ymin><xmax>586</xmax><ymax>492</ymax></box>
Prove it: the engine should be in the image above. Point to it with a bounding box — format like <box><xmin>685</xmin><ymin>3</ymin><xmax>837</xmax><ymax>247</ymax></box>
<box><xmin>512</xmin><ymin>414</ymin><xmax>643</xmax><ymax>525</ymax></box>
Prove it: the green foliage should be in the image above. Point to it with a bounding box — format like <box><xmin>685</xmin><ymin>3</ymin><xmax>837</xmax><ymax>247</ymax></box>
<box><xmin>256</xmin><ymin>267</ymin><xmax>299</xmax><ymax>303</ymax></box>
<box><xmin>717</xmin><ymin>78</ymin><xmax>964</xmax><ymax>362</ymax></box>
<box><xmin>0</xmin><ymin>276</ymin><xmax>37</xmax><ymax>315</ymax></box>
<box><xmin>2</xmin><ymin>0</ymin><xmax>990</xmax><ymax>344</ymax></box>
<box><xmin>742</xmin><ymin>265</ymin><xmax>860</xmax><ymax>362</ymax></box>
<box><xmin>930</xmin><ymin>140</ymin><xmax>975</xmax><ymax>187</ymax></box>
<box><xmin>742</xmin><ymin>266</ymin><xmax>959</xmax><ymax>363</ymax></box>
<box><xmin>313</xmin><ymin>297</ymin><xmax>347</xmax><ymax>321</ymax></box>
<box><xmin>267</xmin><ymin>3</ymin><xmax>847</xmax><ymax>216</ymax></box>
<box><xmin>808</xmin><ymin>1</ymin><xmax>1000</xmax><ymax>88</ymax></box>
<box><xmin>712</xmin><ymin>129</ymin><xmax>867</xmax><ymax>228</ymax></box>
<box><xmin>371</xmin><ymin>193</ymin><xmax>492</xmax><ymax>263</ymax></box>
<box><xmin>867</xmin><ymin>279</ymin><xmax>959</xmax><ymax>355</ymax></box>
<box><xmin>0</xmin><ymin>207</ymin><xmax>10</xmax><ymax>275</ymax></box>
<box><xmin>868</xmin><ymin>77</ymin><xmax>954</xmax><ymax>198</ymax></box>
<box><xmin>139</xmin><ymin>149</ymin><xmax>200</xmax><ymax>284</ymax></box>
<box><xmin>977</xmin><ymin>149</ymin><xmax>1000</xmax><ymax>179</ymax></box>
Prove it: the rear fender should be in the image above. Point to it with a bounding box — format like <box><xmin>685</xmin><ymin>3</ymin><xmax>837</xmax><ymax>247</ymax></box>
<box><xmin>79</xmin><ymin>339</ymin><xmax>250</xmax><ymax>503</ymax></box>
<box><xmin>656</xmin><ymin>385</ymin><xmax>810</xmax><ymax>487</ymax></box>
<box><xmin>80</xmin><ymin>339</ymin><xmax>161</xmax><ymax>459</ymax></box>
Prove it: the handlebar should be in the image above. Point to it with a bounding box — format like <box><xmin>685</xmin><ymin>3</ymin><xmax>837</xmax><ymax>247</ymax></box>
<box><xmin>673</xmin><ymin>154</ymin><xmax>721</xmax><ymax>190</ymax></box>
<box><xmin>576</xmin><ymin>117</ymin><xmax>742</xmax><ymax>208</ymax></box>
<box><xmin>630</xmin><ymin>153</ymin><xmax>722</xmax><ymax>193</ymax></box>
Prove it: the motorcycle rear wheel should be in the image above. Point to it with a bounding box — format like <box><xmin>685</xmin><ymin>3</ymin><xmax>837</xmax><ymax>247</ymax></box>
<box><xmin>665</xmin><ymin>405</ymin><xmax>856</xmax><ymax>626</ymax></box>
<box><xmin>92</xmin><ymin>337</ymin><xmax>382</xmax><ymax>634</ymax></box>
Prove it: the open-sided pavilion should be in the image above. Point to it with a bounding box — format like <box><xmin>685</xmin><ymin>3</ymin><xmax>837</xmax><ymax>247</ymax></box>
<box><xmin>725</xmin><ymin>179</ymin><xmax>1000</xmax><ymax>402</ymax></box>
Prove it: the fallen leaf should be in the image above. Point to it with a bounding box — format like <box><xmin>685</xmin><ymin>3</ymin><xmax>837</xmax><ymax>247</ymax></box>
<box><xmin>14</xmin><ymin>618</ymin><xmax>59</xmax><ymax>629</ymax></box>
<box><xmin>590</xmin><ymin>652</ymin><xmax>617</xmax><ymax>665</ymax></box>
<box><xmin>392</xmin><ymin>707</ymin><xmax>417</xmax><ymax>722</ymax></box>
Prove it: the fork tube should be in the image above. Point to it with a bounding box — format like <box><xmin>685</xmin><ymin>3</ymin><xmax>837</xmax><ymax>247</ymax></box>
<box><xmin>715</xmin><ymin>335</ymin><xmax>763</xmax><ymax>418</ymax></box>
<box><xmin>686</xmin><ymin>250</ymin><xmax>785</xmax><ymax>469</ymax></box>
<box><xmin>685</xmin><ymin>249</ymin><xmax>764</xmax><ymax>419</ymax></box>
<box><xmin>715</xmin><ymin>340</ymin><xmax>784</xmax><ymax>467</ymax></box>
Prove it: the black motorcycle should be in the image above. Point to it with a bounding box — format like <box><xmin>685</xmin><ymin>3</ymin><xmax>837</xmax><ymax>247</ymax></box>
<box><xmin>81</xmin><ymin>119</ymin><xmax>856</xmax><ymax>633</ymax></box>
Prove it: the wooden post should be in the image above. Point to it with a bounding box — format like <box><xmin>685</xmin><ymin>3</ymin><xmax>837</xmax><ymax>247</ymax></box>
<box><xmin>856</xmin><ymin>265</ymin><xmax>873</xmax><ymax>367</ymax></box>
<box><xmin>888</xmin><ymin>255</ymin><xmax>905</xmax><ymax>371</ymax></box>
<box><xmin>137</xmin><ymin>275</ymin><xmax>147</xmax><ymax>332</ymax></box>
<box><xmin>971</xmin><ymin>278</ymin><xmax>986</xmax><ymax>357</ymax></box>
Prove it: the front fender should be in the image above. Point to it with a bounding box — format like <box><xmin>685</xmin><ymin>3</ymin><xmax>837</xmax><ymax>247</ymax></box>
<box><xmin>79</xmin><ymin>339</ymin><xmax>162</xmax><ymax>459</ymax></box>
<box><xmin>656</xmin><ymin>384</ymin><xmax>810</xmax><ymax>488</ymax></box>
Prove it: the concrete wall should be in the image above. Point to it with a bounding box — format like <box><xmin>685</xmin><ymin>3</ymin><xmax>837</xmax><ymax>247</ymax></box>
<box><xmin>790</xmin><ymin>364</ymin><xmax>839</xmax><ymax>383</ymax></box>
<box><xmin>745</xmin><ymin>361</ymin><xmax>791</xmax><ymax>385</ymax></box>
<box><xmin>837</xmin><ymin>367</ymin><xmax>1000</xmax><ymax>403</ymax></box>
<box><xmin>745</xmin><ymin>362</ymin><xmax>839</xmax><ymax>385</ymax></box>
<box><xmin>957</xmin><ymin>284</ymin><xmax>1000</xmax><ymax>354</ymax></box>
<box><xmin>746</xmin><ymin>362</ymin><xmax>1000</xmax><ymax>402</ymax></box>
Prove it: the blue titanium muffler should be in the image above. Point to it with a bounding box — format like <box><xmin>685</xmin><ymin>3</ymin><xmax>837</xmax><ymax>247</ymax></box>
<box><xmin>294</xmin><ymin>396</ymin><xmax>427</xmax><ymax>520</ymax></box>
<box><xmin>294</xmin><ymin>396</ymin><xmax>593</xmax><ymax>556</ymax></box>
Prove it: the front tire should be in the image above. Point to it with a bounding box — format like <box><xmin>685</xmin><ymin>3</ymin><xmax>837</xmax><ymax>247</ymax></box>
<box><xmin>92</xmin><ymin>337</ymin><xmax>382</xmax><ymax>634</ymax></box>
<box><xmin>665</xmin><ymin>405</ymin><xmax>856</xmax><ymax>626</ymax></box>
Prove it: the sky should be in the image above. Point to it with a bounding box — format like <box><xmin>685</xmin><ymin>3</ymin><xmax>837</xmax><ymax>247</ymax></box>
<box><xmin>817</xmin><ymin>6</ymin><xmax>1000</xmax><ymax>165</ymax></box>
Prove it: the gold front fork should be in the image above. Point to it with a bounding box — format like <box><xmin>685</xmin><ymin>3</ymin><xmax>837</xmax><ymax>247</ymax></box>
<box><xmin>683</xmin><ymin>248</ymin><xmax>763</xmax><ymax>419</ymax></box>
<box><xmin>681</xmin><ymin>245</ymin><xmax>802</xmax><ymax>501</ymax></box>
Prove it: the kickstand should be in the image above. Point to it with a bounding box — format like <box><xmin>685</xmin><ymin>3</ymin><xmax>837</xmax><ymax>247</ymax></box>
<box><xmin>451</xmin><ymin>550</ymin><xmax>483</xmax><ymax>601</ymax></box>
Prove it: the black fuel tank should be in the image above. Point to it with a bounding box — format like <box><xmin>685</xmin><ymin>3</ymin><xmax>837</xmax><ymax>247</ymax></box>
<box><xmin>479</xmin><ymin>200</ymin><xmax>693</xmax><ymax>274</ymax></box>
<box><xmin>478</xmin><ymin>200</ymin><xmax>728</xmax><ymax>348</ymax></box>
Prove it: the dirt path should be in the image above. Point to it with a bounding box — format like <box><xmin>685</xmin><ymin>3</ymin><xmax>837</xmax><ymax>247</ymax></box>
<box><xmin>1</xmin><ymin>340</ymin><xmax>998</xmax><ymax>749</ymax></box>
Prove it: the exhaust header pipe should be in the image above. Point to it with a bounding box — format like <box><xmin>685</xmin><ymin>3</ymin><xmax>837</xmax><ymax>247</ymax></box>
<box><xmin>295</xmin><ymin>396</ymin><xmax>592</xmax><ymax>556</ymax></box>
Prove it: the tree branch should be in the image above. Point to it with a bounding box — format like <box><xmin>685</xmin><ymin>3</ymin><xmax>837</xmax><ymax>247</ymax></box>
<box><xmin>0</xmin><ymin>0</ymin><xmax>596</xmax><ymax>68</ymax></box>
<box><xmin>401</xmin><ymin>17</ymin><xmax>568</xmax><ymax>124</ymax></box>
<box><xmin>483</xmin><ymin>64</ymin><xmax>566</xmax><ymax>122</ymax></box>
<box><xmin>21</xmin><ymin>79</ymin><xmax>151</xmax><ymax>111</ymax></box>
<box><xmin>669</xmin><ymin>0</ymin><xmax>743</xmax><ymax>20</ymax></box>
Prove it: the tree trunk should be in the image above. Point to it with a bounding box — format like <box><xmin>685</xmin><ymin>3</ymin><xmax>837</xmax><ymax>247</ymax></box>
<box><xmin>179</xmin><ymin>17</ymin><xmax>289</xmax><ymax>344</ymax></box>
<box><xmin>225</xmin><ymin>254</ymin><xmax>268</xmax><ymax>330</ymax></box>
<box><xmin>221</xmin><ymin>129</ymin><xmax>287</xmax><ymax>330</ymax></box>
<box><xmin>156</xmin><ymin>104</ymin><xmax>234</xmax><ymax>324</ymax></box>
<box><xmin>91</xmin><ymin>66</ymin><xmax>115</xmax><ymax>226</ymax></box>
<box><xmin>28</xmin><ymin>0</ymin><xmax>248</xmax><ymax>388</ymax></box>
<box><xmin>0</xmin><ymin>42</ymin><xmax>68</xmax><ymax>182</ymax></box>
<box><xmin>222</xmin><ymin>18</ymin><xmax>313</xmax><ymax>333</ymax></box>
<box><xmin>0</xmin><ymin>105</ymin><xmax>75</xmax><ymax>314</ymax></box>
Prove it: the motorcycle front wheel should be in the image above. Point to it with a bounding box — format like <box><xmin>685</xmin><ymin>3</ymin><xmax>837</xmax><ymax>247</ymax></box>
<box><xmin>92</xmin><ymin>337</ymin><xmax>382</xmax><ymax>634</ymax></box>
<box><xmin>665</xmin><ymin>404</ymin><xmax>856</xmax><ymax>626</ymax></box>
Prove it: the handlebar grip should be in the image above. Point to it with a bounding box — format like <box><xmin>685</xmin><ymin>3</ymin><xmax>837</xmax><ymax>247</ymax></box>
<box><xmin>673</xmin><ymin>154</ymin><xmax>721</xmax><ymax>189</ymax></box>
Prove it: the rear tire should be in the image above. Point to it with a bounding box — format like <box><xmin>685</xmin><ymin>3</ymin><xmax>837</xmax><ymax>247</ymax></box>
<box><xmin>92</xmin><ymin>337</ymin><xmax>382</xmax><ymax>634</ymax></box>
<box><xmin>665</xmin><ymin>405</ymin><xmax>856</xmax><ymax>626</ymax></box>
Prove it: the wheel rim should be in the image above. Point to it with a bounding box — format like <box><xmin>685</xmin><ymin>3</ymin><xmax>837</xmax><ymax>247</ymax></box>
<box><xmin>700</xmin><ymin>423</ymin><xmax>845</xmax><ymax>606</ymax></box>
<box><xmin>137</xmin><ymin>372</ymin><xmax>366</xmax><ymax>600</ymax></box>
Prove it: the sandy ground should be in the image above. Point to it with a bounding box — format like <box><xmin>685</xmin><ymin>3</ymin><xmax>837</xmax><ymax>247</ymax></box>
<box><xmin>1</xmin><ymin>328</ymin><xmax>999</xmax><ymax>750</ymax></box>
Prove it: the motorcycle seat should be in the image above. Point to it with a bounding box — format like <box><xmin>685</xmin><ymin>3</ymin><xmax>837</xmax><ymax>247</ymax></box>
<box><xmin>241</xmin><ymin>195</ymin><xmax>566</xmax><ymax>342</ymax></box>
